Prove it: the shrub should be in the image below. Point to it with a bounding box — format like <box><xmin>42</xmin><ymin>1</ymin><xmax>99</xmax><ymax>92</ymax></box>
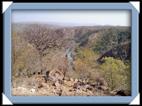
<box><xmin>70</xmin><ymin>47</ymin><xmax>100</xmax><ymax>80</ymax></box>
<box><xmin>74</xmin><ymin>58</ymin><xmax>86</xmax><ymax>72</ymax></box>
<box><xmin>75</xmin><ymin>48</ymin><xmax>98</xmax><ymax>67</ymax></box>
<box><xmin>100</xmin><ymin>57</ymin><xmax>131</xmax><ymax>91</ymax></box>
<box><xmin>12</xmin><ymin>31</ymin><xmax>41</xmax><ymax>79</ymax></box>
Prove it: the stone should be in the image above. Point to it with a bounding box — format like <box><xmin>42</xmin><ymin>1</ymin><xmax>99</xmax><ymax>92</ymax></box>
<box><xmin>70</xmin><ymin>78</ymin><xmax>74</xmax><ymax>82</ymax></box>
<box><xmin>30</xmin><ymin>88</ymin><xmax>36</xmax><ymax>93</ymax></box>
<box><xmin>78</xmin><ymin>79</ymin><xmax>83</xmax><ymax>82</ymax></box>
<box><xmin>61</xmin><ymin>86</ymin><xmax>75</xmax><ymax>96</ymax></box>
<box><xmin>74</xmin><ymin>78</ymin><xmax>78</xmax><ymax>83</ymax></box>
<box><xmin>64</xmin><ymin>80</ymin><xmax>74</xmax><ymax>87</ymax></box>
<box><xmin>49</xmin><ymin>69</ymin><xmax>64</xmax><ymax>81</ymax></box>
<box><xmin>55</xmin><ymin>81</ymin><xmax>61</xmax><ymax>88</ymax></box>
<box><xmin>100</xmin><ymin>86</ymin><xmax>108</xmax><ymax>91</ymax></box>
<box><xmin>82</xmin><ymin>79</ymin><xmax>86</xmax><ymax>84</ymax></box>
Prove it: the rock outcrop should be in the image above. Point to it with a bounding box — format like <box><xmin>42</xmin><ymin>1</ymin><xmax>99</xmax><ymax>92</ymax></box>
<box><xmin>12</xmin><ymin>75</ymin><xmax>110</xmax><ymax>96</ymax></box>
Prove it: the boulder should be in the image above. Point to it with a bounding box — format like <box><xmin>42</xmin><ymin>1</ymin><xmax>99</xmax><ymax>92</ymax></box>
<box><xmin>64</xmin><ymin>80</ymin><xmax>74</xmax><ymax>87</ymax></box>
<box><xmin>61</xmin><ymin>86</ymin><xmax>75</xmax><ymax>96</ymax></box>
<box><xmin>49</xmin><ymin>69</ymin><xmax>64</xmax><ymax>81</ymax></box>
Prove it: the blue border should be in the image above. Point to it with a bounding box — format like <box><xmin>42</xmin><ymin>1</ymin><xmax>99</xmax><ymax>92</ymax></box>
<box><xmin>4</xmin><ymin>3</ymin><xmax>139</xmax><ymax>104</ymax></box>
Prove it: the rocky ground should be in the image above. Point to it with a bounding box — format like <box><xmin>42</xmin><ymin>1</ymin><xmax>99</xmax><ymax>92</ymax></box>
<box><xmin>12</xmin><ymin>74</ymin><xmax>111</xmax><ymax>96</ymax></box>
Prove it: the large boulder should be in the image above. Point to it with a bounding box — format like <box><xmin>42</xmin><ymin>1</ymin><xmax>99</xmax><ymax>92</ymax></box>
<box><xmin>49</xmin><ymin>68</ymin><xmax>65</xmax><ymax>82</ymax></box>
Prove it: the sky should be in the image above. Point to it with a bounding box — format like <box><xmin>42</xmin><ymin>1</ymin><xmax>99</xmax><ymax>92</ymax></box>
<box><xmin>12</xmin><ymin>10</ymin><xmax>131</xmax><ymax>26</ymax></box>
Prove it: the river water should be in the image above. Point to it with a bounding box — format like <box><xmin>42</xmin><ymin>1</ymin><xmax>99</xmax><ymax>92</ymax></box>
<box><xmin>65</xmin><ymin>48</ymin><xmax>74</xmax><ymax>71</ymax></box>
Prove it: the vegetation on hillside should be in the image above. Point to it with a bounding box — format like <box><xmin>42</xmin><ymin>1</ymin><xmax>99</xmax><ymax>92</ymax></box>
<box><xmin>100</xmin><ymin>57</ymin><xmax>131</xmax><ymax>91</ymax></box>
<box><xmin>12</xmin><ymin>23</ymin><xmax>131</xmax><ymax>96</ymax></box>
<box><xmin>93</xmin><ymin>27</ymin><xmax>130</xmax><ymax>54</ymax></box>
<box><xmin>12</xmin><ymin>29</ymin><xmax>41</xmax><ymax>79</ymax></box>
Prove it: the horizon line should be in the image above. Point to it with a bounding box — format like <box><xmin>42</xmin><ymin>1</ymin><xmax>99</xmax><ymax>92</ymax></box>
<box><xmin>12</xmin><ymin>22</ymin><xmax>131</xmax><ymax>27</ymax></box>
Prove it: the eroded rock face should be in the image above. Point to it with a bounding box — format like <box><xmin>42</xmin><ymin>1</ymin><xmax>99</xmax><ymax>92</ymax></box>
<box><xmin>97</xmin><ymin>42</ymin><xmax>131</xmax><ymax>63</ymax></box>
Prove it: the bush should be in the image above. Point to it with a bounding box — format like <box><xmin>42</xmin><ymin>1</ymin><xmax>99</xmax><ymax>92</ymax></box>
<box><xmin>70</xmin><ymin>47</ymin><xmax>100</xmax><ymax>80</ymax></box>
<box><xmin>74</xmin><ymin>58</ymin><xmax>86</xmax><ymax>72</ymax></box>
<box><xmin>75</xmin><ymin>48</ymin><xmax>98</xmax><ymax>67</ymax></box>
<box><xmin>12</xmin><ymin>31</ymin><xmax>41</xmax><ymax>78</ymax></box>
<box><xmin>100</xmin><ymin>57</ymin><xmax>131</xmax><ymax>91</ymax></box>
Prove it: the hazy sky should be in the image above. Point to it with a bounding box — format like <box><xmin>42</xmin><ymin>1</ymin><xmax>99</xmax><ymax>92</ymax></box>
<box><xmin>12</xmin><ymin>10</ymin><xmax>131</xmax><ymax>26</ymax></box>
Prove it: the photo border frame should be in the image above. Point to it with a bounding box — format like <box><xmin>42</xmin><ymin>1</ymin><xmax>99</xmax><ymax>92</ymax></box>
<box><xmin>3</xmin><ymin>2</ymin><xmax>139</xmax><ymax>104</ymax></box>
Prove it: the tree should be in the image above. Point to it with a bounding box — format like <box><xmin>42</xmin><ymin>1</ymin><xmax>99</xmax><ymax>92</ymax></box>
<box><xmin>100</xmin><ymin>57</ymin><xmax>131</xmax><ymax>91</ymax></box>
<box><xmin>12</xmin><ymin>31</ymin><xmax>41</xmax><ymax>78</ymax></box>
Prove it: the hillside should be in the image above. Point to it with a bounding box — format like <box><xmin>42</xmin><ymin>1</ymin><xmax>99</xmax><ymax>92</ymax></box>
<box><xmin>12</xmin><ymin>23</ymin><xmax>131</xmax><ymax>96</ymax></box>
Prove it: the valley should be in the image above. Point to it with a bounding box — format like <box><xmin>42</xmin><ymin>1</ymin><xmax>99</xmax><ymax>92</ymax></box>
<box><xmin>12</xmin><ymin>23</ymin><xmax>131</xmax><ymax>96</ymax></box>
